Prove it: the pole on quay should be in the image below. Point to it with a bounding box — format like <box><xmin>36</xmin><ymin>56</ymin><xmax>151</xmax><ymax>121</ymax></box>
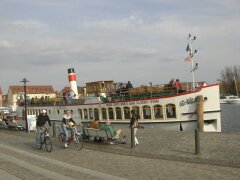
<box><xmin>195</xmin><ymin>95</ymin><xmax>204</xmax><ymax>155</ymax></box>
<box><xmin>195</xmin><ymin>129</ymin><xmax>200</xmax><ymax>155</ymax></box>
<box><xmin>196</xmin><ymin>95</ymin><xmax>204</xmax><ymax>132</ymax></box>
<box><xmin>20</xmin><ymin>77</ymin><xmax>29</xmax><ymax>133</ymax></box>
<box><xmin>52</xmin><ymin>121</ymin><xmax>56</xmax><ymax>137</ymax></box>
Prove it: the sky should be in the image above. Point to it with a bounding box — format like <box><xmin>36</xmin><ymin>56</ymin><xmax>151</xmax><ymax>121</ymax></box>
<box><xmin>0</xmin><ymin>0</ymin><xmax>239</xmax><ymax>94</ymax></box>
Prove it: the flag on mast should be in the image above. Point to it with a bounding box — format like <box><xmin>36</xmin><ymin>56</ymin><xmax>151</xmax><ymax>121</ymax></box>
<box><xmin>184</xmin><ymin>56</ymin><xmax>192</xmax><ymax>62</ymax></box>
<box><xmin>186</xmin><ymin>43</ymin><xmax>192</xmax><ymax>54</ymax></box>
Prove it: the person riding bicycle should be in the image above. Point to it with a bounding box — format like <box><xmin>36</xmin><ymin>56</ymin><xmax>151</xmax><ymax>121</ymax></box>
<box><xmin>36</xmin><ymin>109</ymin><xmax>52</xmax><ymax>147</ymax></box>
<box><xmin>61</xmin><ymin>110</ymin><xmax>77</xmax><ymax>148</ymax></box>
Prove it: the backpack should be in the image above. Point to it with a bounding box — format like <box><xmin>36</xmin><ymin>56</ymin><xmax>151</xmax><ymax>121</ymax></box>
<box><xmin>133</xmin><ymin>116</ymin><xmax>138</xmax><ymax>128</ymax></box>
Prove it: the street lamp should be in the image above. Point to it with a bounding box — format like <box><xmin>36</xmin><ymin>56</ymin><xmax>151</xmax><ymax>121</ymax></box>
<box><xmin>149</xmin><ymin>82</ymin><xmax>152</xmax><ymax>98</ymax></box>
<box><xmin>20</xmin><ymin>77</ymin><xmax>30</xmax><ymax>132</ymax></box>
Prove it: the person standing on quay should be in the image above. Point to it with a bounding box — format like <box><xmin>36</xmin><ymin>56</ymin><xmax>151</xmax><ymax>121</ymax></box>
<box><xmin>130</xmin><ymin>110</ymin><xmax>139</xmax><ymax>147</ymax></box>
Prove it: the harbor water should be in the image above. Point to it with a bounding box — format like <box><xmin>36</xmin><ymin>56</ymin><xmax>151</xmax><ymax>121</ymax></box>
<box><xmin>221</xmin><ymin>104</ymin><xmax>240</xmax><ymax>132</ymax></box>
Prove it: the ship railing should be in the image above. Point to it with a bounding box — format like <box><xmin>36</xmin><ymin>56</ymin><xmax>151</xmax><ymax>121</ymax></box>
<box><xmin>25</xmin><ymin>86</ymin><xmax>196</xmax><ymax>106</ymax></box>
<box><xmin>28</xmin><ymin>98</ymin><xmax>86</xmax><ymax>106</ymax></box>
<box><xmin>108</xmin><ymin>91</ymin><xmax>178</xmax><ymax>102</ymax></box>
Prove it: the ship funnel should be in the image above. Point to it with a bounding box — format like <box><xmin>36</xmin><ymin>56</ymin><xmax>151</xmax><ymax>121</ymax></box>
<box><xmin>68</xmin><ymin>68</ymin><xmax>78</xmax><ymax>99</ymax></box>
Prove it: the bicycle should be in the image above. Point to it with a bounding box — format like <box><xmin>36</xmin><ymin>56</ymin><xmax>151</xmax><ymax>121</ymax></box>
<box><xmin>37</xmin><ymin>127</ymin><xmax>52</xmax><ymax>152</ymax></box>
<box><xmin>58</xmin><ymin>126</ymin><xmax>83</xmax><ymax>151</ymax></box>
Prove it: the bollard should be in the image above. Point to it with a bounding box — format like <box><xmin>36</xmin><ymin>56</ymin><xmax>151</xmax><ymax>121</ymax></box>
<box><xmin>131</xmin><ymin>127</ymin><xmax>135</xmax><ymax>148</ymax></box>
<box><xmin>52</xmin><ymin>122</ymin><xmax>56</xmax><ymax>138</ymax></box>
<box><xmin>180</xmin><ymin>122</ymin><xmax>183</xmax><ymax>131</ymax></box>
<box><xmin>195</xmin><ymin>129</ymin><xmax>200</xmax><ymax>155</ymax></box>
<box><xmin>196</xmin><ymin>95</ymin><xmax>204</xmax><ymax>132</ymax></box>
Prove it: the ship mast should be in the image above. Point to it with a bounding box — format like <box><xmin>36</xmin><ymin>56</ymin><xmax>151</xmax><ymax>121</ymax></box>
<box><xmin>187</xmin><ymin>34</ymin><xmax>198</xmax><ymax>90</ymax></box>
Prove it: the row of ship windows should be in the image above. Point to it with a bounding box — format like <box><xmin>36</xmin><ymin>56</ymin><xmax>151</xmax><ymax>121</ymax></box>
<box><xmin>26</xmin><ymin>104</ymin><xmax>177</xmax><ymax>120</ymax></box>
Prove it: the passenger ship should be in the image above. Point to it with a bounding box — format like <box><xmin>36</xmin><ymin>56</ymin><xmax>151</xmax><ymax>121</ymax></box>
<box><xmin>17</xmin><ymin>68</ymin><xmax>221</xmax><ymax>132</ymax></box>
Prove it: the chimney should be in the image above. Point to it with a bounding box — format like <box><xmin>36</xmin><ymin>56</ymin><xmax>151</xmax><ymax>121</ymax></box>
<box><xmin>68</xmin><ymin>68</ymin><xmax>78</xmax><ymax>99</ymax></box>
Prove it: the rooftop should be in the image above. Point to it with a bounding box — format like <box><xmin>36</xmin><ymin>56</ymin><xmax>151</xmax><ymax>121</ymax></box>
<box><xmin>9</xmin><ymin>85</ymin><xmax>55</xmax><ymax>94</ymax></box>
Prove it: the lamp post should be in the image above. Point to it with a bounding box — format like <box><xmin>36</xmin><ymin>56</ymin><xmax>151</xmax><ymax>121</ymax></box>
<box><xmin>149</xmin><ymin>82</ymin><xmax>152</xmax><ymax>98</ymax></box>
<box><xmin>20</xmin><ymin>77</ymin><xmax>30</xmax><ymax>132</ymax></box>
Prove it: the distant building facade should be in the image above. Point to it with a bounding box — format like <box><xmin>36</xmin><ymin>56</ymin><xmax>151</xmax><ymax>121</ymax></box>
<box><xmin>7</xmin><ymin>85</ymin><xmax>56</xmax><ymax>108</ymax></box>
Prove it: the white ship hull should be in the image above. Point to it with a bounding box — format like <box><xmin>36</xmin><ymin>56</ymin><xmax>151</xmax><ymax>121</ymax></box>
<box><xmin>17</xmin><ymin>84</ymin><xmax>221</xmax><ymax>132</ymax></box>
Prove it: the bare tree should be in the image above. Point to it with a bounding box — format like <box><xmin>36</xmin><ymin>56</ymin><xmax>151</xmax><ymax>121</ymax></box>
<box><xmin>219</xmin><ymin>65</ymin><xmax>240</xmax><ymax>96</ymax></box>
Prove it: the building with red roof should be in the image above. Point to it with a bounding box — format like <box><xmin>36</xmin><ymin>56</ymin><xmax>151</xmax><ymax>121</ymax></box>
<box><xmin>7</xmin><ymin>85</ymin><xmax>56</xmax><ymax>107</ymax></box>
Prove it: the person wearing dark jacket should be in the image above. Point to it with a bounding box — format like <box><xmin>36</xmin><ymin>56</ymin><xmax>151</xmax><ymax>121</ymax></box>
<box><xmin>36</xmin><ymin>109</ymin><xmax>52</xmax><ymax>147</ymax></box>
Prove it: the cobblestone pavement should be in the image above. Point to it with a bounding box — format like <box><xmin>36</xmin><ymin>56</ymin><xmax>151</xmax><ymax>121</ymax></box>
<box><xmin>0</xmin><ymin>127</ymin><xmax>239</xmax><ymax>180</ymax></box>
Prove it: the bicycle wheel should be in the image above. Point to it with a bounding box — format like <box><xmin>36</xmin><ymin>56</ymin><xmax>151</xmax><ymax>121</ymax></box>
<box><xmin>38</xmin><ymin>136</ymin><xmax>43</xmax><ymax>150</ymax></box>
<box><xmin>74</xmin><ymin>135</ymin><xmax>83</xmax><ymax>151</ymax></box>
<box><xmin>44</xmin><ymin>136</ymin><xmax>52</xmax><ymax>152</ymax></box>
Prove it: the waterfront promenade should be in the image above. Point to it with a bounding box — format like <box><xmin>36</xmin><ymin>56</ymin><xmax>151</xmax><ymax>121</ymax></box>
<box><xmin>0</xmin><ymin>126</ymin><xmax>239</xmax><ymax>179</ymax></box>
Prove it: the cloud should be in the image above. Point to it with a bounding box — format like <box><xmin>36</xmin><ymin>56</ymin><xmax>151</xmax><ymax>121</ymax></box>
<box><xmin>0</xmin><ymin>40</ymin><xmax>14</xmax><ymax>48</ymax></box>
<box><xmin>0</xmin><ymin>0</ymin><xmax>239</xmax><ymax>94</ymax></box>
<box><xmin>11</xmin><ymin>19</ymin><xmax>48</xmax><ymax>29</ymax></box>
<box><xmin>83</xmin><ymin>15</ymin><xmax>143</xmax><ymax>30</ymax></box>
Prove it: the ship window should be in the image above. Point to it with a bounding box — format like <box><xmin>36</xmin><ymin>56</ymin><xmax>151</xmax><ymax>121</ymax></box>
<box><xmin>94</xmin><ymin>108</ymin><xmax>99</xmax><ymax>120</ymax></box>
<box><xmin>132</xmin><ymin>106</ymin><xmax>140</xmax><ymax>118</ymax></box>
<box><xmin>166</xmin><ymin>104</ymin><xmax>176</xmax><ymax>118</ymax></box>
<box><xmin>154</xmin><ymin>105</ymin><xmax>163</xmax><ymax>119</ymax></box>
<box><xmin>116</xmin><ymin>107</ymin><xmax>122</xmax><ymax>119</ymax></box>
<box><xmin>57</xmin><ymin>110</ymin><xmax>60</xmax><ymax>114</ymax></box>
<box><xmin>78</xmin><ymin>109</ymin><xmax>82</xmax><ymax>119</ymax></box>
<box><xmin>123</xmin><ymin>107</ymin><xmax>130</xmax><ymax>119</ymax></box>
<box><xmin>143</xmin><ymin>105</ymin><xmax>151</xmax><ymax>119</ymax></box>
<box><xmin>89</xmin><ymin>108</ymin><xmax>93</xmax><ymax>119</ymax></box>
<box><xmin>84</xmin><ymin>109</ymin><xmax>88</xmax><ymax>119</ymax></box>
<box><xmin>48</xmin><ymin>110</ymin><xmax>51</xmax><ymax>114</ymax></box>
<box><xmin>102</xmin><ymin>108</ymin><xmax>107</xmax><ymax>120</ymax></box>
<box><xmin>108</xmin><ymin>107</ymin><xmax>114</xmax><ymax>120</ymax></box>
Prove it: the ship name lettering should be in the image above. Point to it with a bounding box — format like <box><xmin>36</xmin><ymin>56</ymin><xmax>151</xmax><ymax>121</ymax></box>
<box><xmin>129</xmin><ymin>102</ymin><xmax>135</xmax><ymax>105</ymax></box>
<box><xmin>121</xmin><ymin>102</ymin><xmax>128</xmax><ymax>106</ymax></box>
<box><xmin>150</xmin><ymin>100</ymin><xmax>159</xmax><ymax>103</ymax></box>
<box><xmin>179</xmin><ymin>97</ymin><xmax>195</xmax><ymax>107</ymax></box>
<box><xmin>114</xmin><ymin>103</ymin><xmax>120</xmax><ymax>106</ymax></box>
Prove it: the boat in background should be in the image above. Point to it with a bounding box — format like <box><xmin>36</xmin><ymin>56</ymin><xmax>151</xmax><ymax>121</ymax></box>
<box><xmin>224</xmin><ymin>95</ymin><xmax>240</xmax><ymax>104</ymax></box>
<box><xmin>220</xmin><ymin>77</ymin><xmax>240</xmax><ymax>104</ymax></box>
<box><xmin>220</xmin><ymin>95</ymin><xmax>232</xmax><ymax>104</ymax></box>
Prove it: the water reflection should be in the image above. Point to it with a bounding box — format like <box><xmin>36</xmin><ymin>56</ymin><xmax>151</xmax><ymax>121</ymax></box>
<box><xmin>221</xmin><ymin>104</ymin><xmax>240</xmax><ymax>132</ymax></box>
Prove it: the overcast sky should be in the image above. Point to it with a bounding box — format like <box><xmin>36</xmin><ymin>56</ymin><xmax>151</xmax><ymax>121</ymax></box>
<box><xmin>0</xmin><ymin>0</ymin><xmax>239</xmax><ymax>94</ymax></box>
